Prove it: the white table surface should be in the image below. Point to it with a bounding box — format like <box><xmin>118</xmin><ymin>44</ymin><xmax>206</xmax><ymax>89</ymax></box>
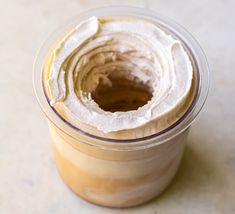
<box><xmin>1</xmin><ymin>0</ymin><xmax>235</xmax><ymax>213</ymax></box>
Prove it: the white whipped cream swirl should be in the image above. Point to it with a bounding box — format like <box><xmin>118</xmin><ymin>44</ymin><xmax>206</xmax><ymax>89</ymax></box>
<box><xmin>47</xmin><ymin>16</ymin><xmax>193</xmax><ymax>133</ymax></box>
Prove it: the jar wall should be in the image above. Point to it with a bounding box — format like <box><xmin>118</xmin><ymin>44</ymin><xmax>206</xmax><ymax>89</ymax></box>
<box><xmin>48</xmin><ymin>121</ymin><xmax>189</xmax><ymax>207</ymax></box>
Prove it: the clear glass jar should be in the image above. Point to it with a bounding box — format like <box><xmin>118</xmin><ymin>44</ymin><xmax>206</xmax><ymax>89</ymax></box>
<box><xmin>33</xmin><ymin>7</ymin><xmax>209</xmax><ymax>208</ymax></box>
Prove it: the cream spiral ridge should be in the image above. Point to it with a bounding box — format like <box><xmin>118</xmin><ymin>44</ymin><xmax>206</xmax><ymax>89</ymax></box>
<box><xmin>48</xmin><ymin>16</ymin><xmax>193</xmax><ymax>133</ymax></box>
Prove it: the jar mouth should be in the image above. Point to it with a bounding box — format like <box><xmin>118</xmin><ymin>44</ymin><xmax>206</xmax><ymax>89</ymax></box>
<box><xmin>33</xmin><ymin>6</ymin><xmax>209</xmax><ymax>148</ymax></box>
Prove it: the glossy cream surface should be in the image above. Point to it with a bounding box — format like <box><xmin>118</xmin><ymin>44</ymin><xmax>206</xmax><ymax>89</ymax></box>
<box><xmin>45</xmin><ymin>16</ymin><xmax>193</xmax><ymax>137</ymax></box>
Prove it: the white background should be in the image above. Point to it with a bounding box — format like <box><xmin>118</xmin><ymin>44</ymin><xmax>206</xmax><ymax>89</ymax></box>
<box><xmin>0</xmin><ymin>0</ymin><xmax>234</xmax><ymax>213</ymax></box>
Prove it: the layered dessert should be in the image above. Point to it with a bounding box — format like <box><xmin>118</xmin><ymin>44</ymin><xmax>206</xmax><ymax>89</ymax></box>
<box><xmin>42</xmin><ymin>16</ymin><xmax>197</xmax><ymax>207</ymax></box>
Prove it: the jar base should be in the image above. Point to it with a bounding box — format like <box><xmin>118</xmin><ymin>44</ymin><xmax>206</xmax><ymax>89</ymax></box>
<box><xmin>52</xmin><ymin>142</ymin><xmax>183</xmax><ymax>208</ymax></box>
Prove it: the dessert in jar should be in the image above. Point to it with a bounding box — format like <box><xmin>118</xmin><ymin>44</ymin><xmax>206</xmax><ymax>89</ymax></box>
<box><xmin>34</xmin><ymin>7</ymin><xmax>209</xmax><ymax>208</ymax></box>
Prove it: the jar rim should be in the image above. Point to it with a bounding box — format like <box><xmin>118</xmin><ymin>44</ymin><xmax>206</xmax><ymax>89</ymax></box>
<box><xmin>33</xmin><ymin>6</ymin><xmax>209</xmax><ymax>150</ymax></box>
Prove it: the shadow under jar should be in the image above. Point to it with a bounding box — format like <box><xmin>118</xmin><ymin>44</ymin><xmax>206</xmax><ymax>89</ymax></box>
<box><xmin>33</xmin><ymin>7</ymin><xmax>209</xmax><ymax>208</ymax></box>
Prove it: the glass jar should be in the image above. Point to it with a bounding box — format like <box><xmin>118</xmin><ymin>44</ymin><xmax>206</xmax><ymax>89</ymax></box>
<box><xmin>33</xmin><ymin>6</ymin><xmax>209</xmax><ymax>208</ymax></box>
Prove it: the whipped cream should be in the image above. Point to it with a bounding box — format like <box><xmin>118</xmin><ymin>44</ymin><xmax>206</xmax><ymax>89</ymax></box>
<box><xmin>47</xmin><ymin>16</ymin><xmax>193</xmax><ymax>134</ymax></box>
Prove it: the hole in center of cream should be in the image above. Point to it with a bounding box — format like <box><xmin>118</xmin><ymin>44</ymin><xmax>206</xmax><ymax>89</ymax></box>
<box><xmin>91</xmin><ymin>73</ymin><xmax>153</xmax><ymax>113</ymax></box>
